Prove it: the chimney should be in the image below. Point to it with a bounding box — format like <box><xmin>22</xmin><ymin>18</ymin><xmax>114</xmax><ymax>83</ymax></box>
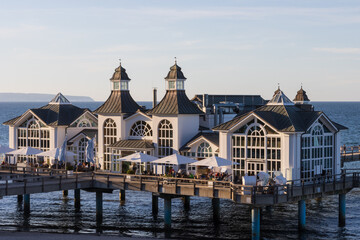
<box><xmin>153</xmin><ymin>88</ymin><xmax>157</xmax><ymax>108</ymax></box>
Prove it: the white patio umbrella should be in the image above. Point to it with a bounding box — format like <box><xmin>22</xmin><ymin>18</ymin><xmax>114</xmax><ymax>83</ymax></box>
<box><xmin>8</xmin><ymin>147</ymin><xmax>43</xmax><ymax>165</ymax></box>
<box><xmin>8</xmin><ymin>147</ymin><xmax>43</xmax><ymax>156</ymax></box>
<box><xmin>118</xmin><ymin>152</ymin><xmax>158</xmax><ymax>174</ymax></box>
<box><xmin>36</xmin><ymin>148</ymin><xmax>76</xmax><ymax>158</ymax></box>
<box><xmin>119</xmin><ymin>152</ymin><xmax>158</xmax><ymax>163</ymax></box>
<box><xmin>189</xmin><ymin>156</ymin><xmax>238</xmax><ymax>167</ymax></box>
<box><xmin>0</xmin><ymin>145</ymin><xmax>14</xmax><ymax>154</ymax></box>
<box><xmin>152</xmin><ymin>153</ymin><xmax>197</xmax><ymax>165</ymax></box>
<box><xmin>152</xmin><ymin>153</ymin><xmax>197</xmax><ymax>175</ymax></box>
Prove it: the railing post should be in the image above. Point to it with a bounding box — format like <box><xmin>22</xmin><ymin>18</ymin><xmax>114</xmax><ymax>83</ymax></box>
<box><xmin>343</xmin><ymin>173</ymin><xmax>346</xmax><ymax>189</ymax></box>
<box><xmin>140</xmin><ymin>176</ymin><xmax>143</xmax><ymax>190</ymax></box>
<box><xmin>107</xmin><ymin>175</ymin><xmax>110</xmax><ymax>188</ymax></box>
<box><xmin>212</xmin><ymin>181</ymin><xmax>216</xmax><ymax>198</ymax></box>
<box><xmin>123</xmin><ymin>175</ymin><xmax>126</xmax><ymax>189</ymax></box>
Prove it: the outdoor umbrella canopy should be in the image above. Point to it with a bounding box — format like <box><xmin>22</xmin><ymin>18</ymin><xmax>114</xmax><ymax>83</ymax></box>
<box><xmin>0</xmin><ymin>145</ymin><xmax>14</xmax><ymax>154</ymax></box>
<box><xmin>8</xmin><ymin>147</ymin><xmax>43</xmax><ymax>156</ymax></box>
<box><xmin>152</xmin><ymin>153</ymin><xmax>197</xmax><ymax>165</ymax></box>
<box><xmin>36</xmin><ymin>148</ymin><xmax>76</xmax><ymax>158</ymax></box>
<box><xmin>119</xmin><ymin>152</ymin><xmax>158</xmax><ymax>163</ymax></box>
<box><xmin>189</xmin><ymin>156</ymin><xmax>238</xmax><ymax>167</ymax></box>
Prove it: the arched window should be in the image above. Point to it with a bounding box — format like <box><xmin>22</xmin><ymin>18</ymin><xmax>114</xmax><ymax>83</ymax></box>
<box><xmin>246</xmin><ymin>125</ymin><xmax>265</xmax><ymax>159</ymax></box>
<box><xmin>130</xmin><ymin>121</ymin><xmax>152</xmax><ymax>137</ymax></box>
<box><xmin>158</xmin><ymin>119</ymin><xmax>173</xmax><ymax>157</ymax></box>
<box><xmin>78</xmin><ymin>138</ymin><xmax>88</xmax><ymax>163</ymax></box>
<box><xmin>78</xmin><ymin>119</ymin><xmax>91</xmax><ymax>128</ymax></box>
<box><xmin>27</xmin><ymin>120</ymin><xmax>40</xmax><ymax>148</ymax></box>
<box><xmin>301</xmin><ymin>123</ymin><xmax>333</xmax><ymax>181</ymax></box>
<box><xmin>232</xmin><ymin>120</ymin><xmax>281</xmax><ymax>177</ymax></box>
<box><xmin>103</xmin><ymin>119</ymin><xmax>117</xmax><ymax>170</ymax></box>
<box><xmin>197</xmin><ymin>142</ymin><xmax>212</xmax><ymax>158</ymax></box>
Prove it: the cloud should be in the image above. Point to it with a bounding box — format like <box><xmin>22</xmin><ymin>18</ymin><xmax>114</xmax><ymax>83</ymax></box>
<box><xmin>0</xmin><ymin>24</ymin><xmax>46</xmax><ymax>38</ymax></box>
<box><xmin>93</xmin><ymin>44</ymin><xmax>156</xmax><ymax>53</ymax></box>
<box><xmin>313</xmin><ymin>48</ymin><xmax>360</xmax><ymax>54</ymax></box>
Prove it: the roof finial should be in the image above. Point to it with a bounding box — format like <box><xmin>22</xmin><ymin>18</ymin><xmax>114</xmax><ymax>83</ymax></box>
<box><xmin>278</xmin><ymin>83</ymin><xmax>280</xmax><ymax>90</ymax></box>
<box><xmin>119</xmin><ymin>58</ymin><xmax>122</xmax><ymax>66</ymax></box>
<box><xmin>174</xmin><ymin>57</ymin><xmax>177</xmax><ymax>64</ymax></box>
<box><xmin>301</xmin><ymin>82</ymin><xmax>303</xmax><ymax>89</ymax></box>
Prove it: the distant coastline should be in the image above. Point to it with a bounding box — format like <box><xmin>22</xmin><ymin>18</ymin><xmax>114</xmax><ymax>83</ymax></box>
<box><xmin>0</xmin><ymin>93</ymin><xmax>94</xmax><ymax>102</ymax></box>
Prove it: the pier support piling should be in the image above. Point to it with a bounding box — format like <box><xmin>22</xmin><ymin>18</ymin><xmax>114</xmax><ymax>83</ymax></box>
<box><xmin>183</xmin><ymin>196</ymin><xmax>190</xmax><ymax>210</ymax></box>
<box><xmin>164</xmin><ymin>196</ymin><xmax>172</xmax><ymax>229</ymax></box>
<box><xmin>339</xmin><ymin>193</ymin><xmax>346</xmax><ymax>227</ymax></box>
<box><xmin>63</xmin><ymin>190</ymin><xmax>68</xmax><ymax>197</ymax></box>
<box><xmin>212</xmin><ymin>198</ymin><xmax>220</xmax><ymax>222</ymax></box>
<box><xmin>152</xmin><ymin>194</ymin><xmax>158</xmax><ymax>216</ymax></box>
<box><xmin>24</xmin><ymin>194</ymin><xmax>30</xmax><ymax>213</ymax></box>
<box><xmin>119</xmin><ymin>190</ymin><xmax>126</xmax><ymax>203</ymax></box>
<box><xmin>298</xmin><ymin>199</ymin><xmax>306</xmax><ymax>230</ymax></box>
<box><xmin>251</xmin><ymin>207</ymin><xmax>260</xmax><ymax>240</ymax></box>
<box><xmin>74</xmin><ymin>189</ymin><xmax>80</xmax><ymax>209</ymax></box>
<box><xmin>17</xmin><ymin>195</ymin><xmax>23</xmax><ymax>203</ymax></box>
<box><xmin>96</xmin><ymin>191</ymin><xmax>103</xmax><ymax>222</ymax></box>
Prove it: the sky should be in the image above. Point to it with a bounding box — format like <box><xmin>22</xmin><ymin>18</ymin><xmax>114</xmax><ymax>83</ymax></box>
<box><xmin>0</xmin><ymin>0</ymin><xmax>359</xmax><ymax>101</ymax></box>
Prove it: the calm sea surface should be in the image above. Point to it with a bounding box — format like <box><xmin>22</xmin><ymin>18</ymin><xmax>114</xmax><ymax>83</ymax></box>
<box><xmin>0</xmin><ymin>101</ymin><xmax>359</xmax><ymax>239</ymax></box>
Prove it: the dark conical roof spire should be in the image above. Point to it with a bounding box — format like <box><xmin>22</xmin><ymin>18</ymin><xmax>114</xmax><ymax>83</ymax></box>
<box><xmin>293</xmin><ymin>86</ymin><xmax>310</xmax><ymax>102</ymax></box>
<box><xmin>268</xmin><ymin>88</ymin><xmax>294</xmax><ymax>106</ymax></box>
<box><xmin>165</xmin><ymin>60</ymin><xmax>187</xmax><ymax>80</ymax></box>
<box><xmin>50</xmin><ymin>93</ymin><xmax>71</xmax><ymax>105</ymax></box>
<box><xmin>110</xmin><ymin>62</ymin><xmax>131</xmax><ymax>81</ymax></box>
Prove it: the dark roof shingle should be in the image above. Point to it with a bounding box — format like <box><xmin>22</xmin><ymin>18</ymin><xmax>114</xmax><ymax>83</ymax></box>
<box><xmin>147</xmin><ymin>90</ymin><xmax>203</xmax><ymax>115</ymax></box>
<box><xmin>3</xmin><ymin>103</ymin><xmax>89</xmax><ymax>127</ymax></box>
<box><xmin>109</xmin><ymin>140</ymin><xmax>154</xmax><ymax>149</ymax></box>
<box><xmin>213</xmin><ymin>104</ymin><xmax>329</xmax><ymax>132</ymax></box>
<box><xmin>94</xmin><ymin>90</ymin><xmax>141</xmax><ymax>114</ymax></box>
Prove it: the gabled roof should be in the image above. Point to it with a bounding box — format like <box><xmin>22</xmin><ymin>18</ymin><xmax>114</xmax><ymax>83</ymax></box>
<box><xmin>3</xmin><ymin>101</ymin><xmax>90</xmax><ymax>127</ymax></box>
<box><xmin>213</xmin><ymin>104</ymin><xmax>326</xmax><ymax>132</ymax></box>
<box><xmin>94</xmin><ymin>90</ymin><xmax>141</xmax><ymax>114</ymax></box>
<box><xmin>109</xmin><ymin>139</ymin><xmax>154</xmax><ymax>150</ymax></box>
<box><xmin>67</xmin><ymin>129</ymin><xmax>97</xmax><ymax>145</ymax></box>
<box><xmin>180</xmin><ymin>132</ymin><xmax>219</xmax><ymax>151</ymax></box>
<box><xmin>147</xmin><ymin>90</ymin><xmax>203</xmax><ymax>115</ymax></box>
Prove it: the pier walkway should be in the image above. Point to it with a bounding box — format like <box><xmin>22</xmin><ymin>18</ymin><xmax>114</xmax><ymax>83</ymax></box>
<box><xmin>1</xmin><ymin>167</ymin><xmax>360</xmax><ymax>239</ymax></box>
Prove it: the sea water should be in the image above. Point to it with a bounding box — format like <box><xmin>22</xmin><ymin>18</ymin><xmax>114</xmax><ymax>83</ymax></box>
<box><xmin>0</xmin><ymin>101</ymin><xmax>359</xmax><ymax>239</ymax></box>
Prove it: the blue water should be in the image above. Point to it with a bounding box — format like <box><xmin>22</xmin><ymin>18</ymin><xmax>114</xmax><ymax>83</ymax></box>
<box><xmin>0</xmin><ymin>101</ymin><xmax>359</xmax><ymax>239</ymax></box>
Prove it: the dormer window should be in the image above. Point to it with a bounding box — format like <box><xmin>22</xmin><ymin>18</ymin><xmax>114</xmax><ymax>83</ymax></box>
<box><xmin>168</xmin><ymin>81</ymin><xmax>175</xmax><ymax>90</ymax></box>
<box><xmin>176</xmin><ymin>80</ymin><xmax>184</xmax><ymax>90</ymax></box>
<box><xmin>121</xmin><ymin>81</ymin><xmax>129</xmax><ymax>90</ymax></box>
<box><xmin>113</xmin><ymin>81</ymin><xmax>120</xmax><ymax>90</ymax></box>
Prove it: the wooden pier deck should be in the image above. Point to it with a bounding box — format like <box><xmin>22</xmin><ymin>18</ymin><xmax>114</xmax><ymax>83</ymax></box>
<box><xmin>1</xmin><ymin>167</ymin><xmax>360</xmax><ymax>240</ymax></box>
<box><xmin>0</xmin><ymin>169</ymin><xmax>359</xmax><ymax>207</ymax></box>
